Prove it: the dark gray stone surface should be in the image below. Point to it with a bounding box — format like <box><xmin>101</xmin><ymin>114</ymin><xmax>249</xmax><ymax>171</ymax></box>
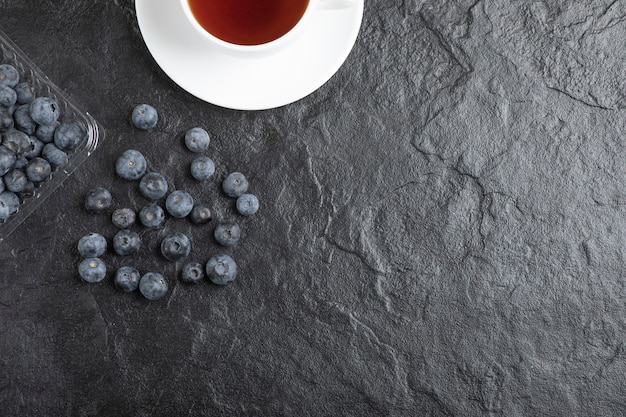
<box><xmin>1</xmin><ymin>0</ymin><xmax>626</xmax><ymax>415</ymax></box>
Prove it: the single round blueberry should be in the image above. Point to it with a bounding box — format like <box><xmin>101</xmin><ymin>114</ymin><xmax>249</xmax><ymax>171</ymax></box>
<box><xmin>236</xmin><ymin>194</ymin><xmax>259</xmax><ymax>216</ymax></box>
<box><xmin>190</xmin><ymin>156</ymin><xmax>215</xmax><ymax>181</ymax></box>
<box><xmin>165</xmin><ymin>190</ymin><xmax>193</xmax><ymax>218</ymax></box>
<box><xmin>222</xmin><ymin>172</ymin><xmax>249</xmax><ymax>198</ymax></box>
<box><xmin>29</xmin><ymin>97</ymin><xmax>60</xmax><ymax>126</ymax></box>
<box><xmin>53</xmin><ymin>122</ymin><xmax>84</xmax><ymax>151</ymax></box>
<box><xmin>114</xmin><ymin>266</ymin><xmax>141</xmax><ymax>292</ymax></box>
<box><xmin>0</xmin><ymin>65</ymin><xmax>19</xmax><ymax>88</ymax></box>
<box><xmin>77</xmin><ymin>233</ymin><xmax>107</xmax><ymax>258</ymax></box>
<box><xmin>0</xmin><ymin>107</ymin><xmax>13</xmax><ymax>133</ymax></box>
<box><xmin>139</xmin><ymin>272</ymin><xmax>168</xmax><ymax>300</ymax></box>
<box><xmin>84</xmin><ymin>187</ymin><xmax>112</xmax><ymax>213</ymax></box>
<box><xmin>25</xmin><ymin>157</ymin><xmax>51</xmax><ymax>183</ymax></box>
<box><xmin>206</xmin><ymin>254</ymin><xmax>237</xmax><ymax>285</ymax></box>
<box><xmin>113</xmin><ymin>229</ymin><xmax>141</xmax><ymax>256</ymax></box>
<box><xmin>138</xmin><ymin>172</ymin><xmax>168</xmax><ymax>200</ymax></box>
<box><xmin>0</xmin><ymin>191</ymin><xmax>19</xmax><ymax>215</ymax></box>
<box><xmin>160</xmin><ymin>232</ymin><xmax>191</xmax><ymax>262</ymax></box>
<box><xmin>4</xmin><ymin>169</ymin><xmax>28</xmax><ymax>192</ymax></box>
<box><xmin>3</xmin><ymin>128</ymin><xmax>30</xmax><ymax>155</ymax></box>
<box><xmin>14</xmin><ymin>82</ymin><xmax>34</xmax><ymax>105</ymax></box>
<box><xmin>138</xmin><ymin>204</ymin><xmax>165</xmax><ymax>228</ymax></box>
<box><xmin>42</xmin><ymin>143</ymin><xmax>68</xmax><ymax>168</ymax></box>
<box><xmin>23</xmin><ymin>136</ymin><xmax>44</xmax><ymax>159</ymax></box>
<box><xmin>78</xmin><ymin>257</ymin><xmax>107</xmax><ymax>283</ymax></box>
<box><xmin>0</xmin><ymin>145</ymin><xmax>16</xmax><ymax>176</ymax></box>
<box><xmin>131</xmin><ymin>104</ymin><xmax>158</xmax><ymax>130</ymax></box>
<box><xmin>181</xmin><ymin>262</ymin><xmax>204</xmax><ymax>284</ymax></box>
<box><xmin>35</xmin><ymin>121</ymin><xmax>59</xmax><ymax>143</ymax></box>
<box><xmin>0</xmin><ymin>86</ymin><xmax>17</xmax><ymax>108</ymax></box>
<box><xmin>115</xmin><ymin>149</ymin><xmax>147</xmax><ymax>181</ymax></box>
<box><xmin>213</xmin><ymin>222</ymin><xmax>241</xmax><ymax>247</ymax></box>
<box><xmin>184</xmin><ymin>127</ymin><xmax>210</xmax><ymax>153</ymax></box>
<box><xmin>13</xmin><ymin>105</ymin><xmax>36</xmax><ymax>135</ymax></box>
<box><xmin>112</xmin><ymin>208</ymin><xmax>136</xmax><ymax>229</ymax></box>
<box><xmin>190</xmin><ymin>204</ymin><xmax>212</xmax><ymax>224</ymax></box>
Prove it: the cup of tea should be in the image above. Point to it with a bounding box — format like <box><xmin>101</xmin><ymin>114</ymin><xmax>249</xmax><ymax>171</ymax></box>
<box><xmin>180</xmin><ymin>0</ymin><xmax>356</xmax><ymax>53</ymax></box>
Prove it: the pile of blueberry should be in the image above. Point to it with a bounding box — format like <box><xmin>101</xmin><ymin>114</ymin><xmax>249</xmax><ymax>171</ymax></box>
<box><xmin>76</xmin><ymin>104</ymin><xmax>259</xmax><ymax>301</ymax></box>
<box><xmin>0</xmin><ymin>63</ymin><xmax>84</xmax><ymax>220</ymax></box>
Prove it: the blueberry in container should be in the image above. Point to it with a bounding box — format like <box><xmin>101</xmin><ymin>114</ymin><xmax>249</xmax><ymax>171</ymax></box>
<box><xmin>0</xmin><ymin>30</ymin><xmax>104</xmax><ymax>242</ymax></box>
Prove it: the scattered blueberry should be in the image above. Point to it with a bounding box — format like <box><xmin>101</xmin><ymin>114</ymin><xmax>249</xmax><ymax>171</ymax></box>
<box><xmin>181</xmin><ymin>262</ymin><xmax>204</xmax><ymax>283</ymax></box>
<box><xmin>115</xmin><ymin>149</ymin><xmax>147</xmax><ymax>180</ymax></box>
<box><xmin>190</xmin><ymin>156</ymin><xmax>215</xmax><ymax>181</ymax></box>
<box><xmin>53</xmin><ymin>122</ymin><xmax>84</xmax><ymax>151</ymax></box>
<box><xmin>236</xmin><ymin>193</ymin><xmax>259</xmax><ymax>216</ymax></box>
<box><xmin>184</xmin><ymin>127</ymin><xmax>210</xmax><ymax>152</ymax></box>
<box><xmin>0</xmin><ymin>108</ymin><xmax>13</xmax><ymax>133</ymax></box>
<box><xmin>222</xmin><ymin>172</ymin><xmax>248</xmax><ymax>197</ymax></box>
<box><xmin>25</xmin><ymin>157</ymin><xmax>51</xmax><ymax>183</ymax></box>
<box><xmin>206</xmin><ymin>254</ymin><xmax>237</xmax><ymax>285</ymax></box>
<box><xmin>23</xmin><ymin>136</ymin><xmax>44</xmax><ymax>159</ymax></box>
<box><xmin>213</xmin><ymin>222</ymin><xmax>241</xmax><ymax>247</ymax></box>
<box><xmin>131</xmin><ymin>104</ymin><xmax>158</xmax><ymax>130</ymax></box>
<box><xmin>0</xmin><ymin>86</ymin><xmax>17</xmax><ymax>108</ymax></box>
<box><xmin>84</xmin><ymin>187</ymin><xmax>112</xmax><ymax>213</ymax></box>
<box><xmin>113</xmin><ymin>229</ymin><xmax>141</xmax><ymax>256</ymax></box>
<box><xmin>138</xmin><ymin>172</ymin><xmax>168</xmax><ymax>200</ymax></box>
<box><xmin>29</xmin><ymin>97</ymin><xmax>60</xmax><ymax>126</ymax></box>
<box><xmin>4</xmin><ymin>169</ymin><xmax>28</xmax><ymax>192</ymax></box>
<box><xmin>14</xmin><ymin>82</ymin><xmax>34</xmax><ymax>105</ymax></box>
<box><xmin>78</xmin><ymin>257</ymin><xmax>107</xmax><ymax>283</ymax></box>
<box><xmin>190</xmin><ymin>203</ymin><xmax>212</xmax><ymax>224</ymax></box>
<box><xmin>3</xmin><ymin>128</ymin><xmax>30</xmax><ymax>155</ymax></box>
<box><xmin>36</xmin><ymin>121</ymin><xmax>59</xmax><ymax>143</ymax></box>
<box><xmin>77</xmin><ymin>233</ymin><xmax>107</xmax><ymax>258</ymax></box>
<box><xmin>0</xmin><ymin>64</ymin><xmax>19</xmax><ymax>88</ymax></box>
<box><xmin>138</xmin><ymin>203</ymin><xmax>165</xmax><ymax>228</ymax></box>
<box><xmin>112</xmin><ymin>208</ymin><xmax>136</xmax><ymax>229</ymax></box>
<box><xmin>160</xmin><ymin>232</ymin><xmax>191</xmax><ymax>262</ymax></box>
<box><xmin>13</xmin><ymin>104</ymin><xmax>36</xmax><ymax>135</ymax></box>
<box><xmin>42</xmin><ymin>143</ymin><xmax>68</xmax><ymax>168</ymax></box>
<box><xmin>139</xmin><ymin>272</ymin><xmax>168</xmax><ymax>300</ymax></box>
<box><xmin>165</xmin><ymin>190</ymin><xmax>193</xmax><ymax>218</ymax></box>
<box><xmin>0</xmin><ymin>145</ymin><xmax>16</xmax><ymax>175</ymax></box>
<box><xmin>0</xmin><ymin>191</ymin><xmax>19</xmax><ymax>215</ymax></box>
<box><xmin>114</xmin><ymin>266</ymin><xmax>141</xmax><ymax>292</ymax></box>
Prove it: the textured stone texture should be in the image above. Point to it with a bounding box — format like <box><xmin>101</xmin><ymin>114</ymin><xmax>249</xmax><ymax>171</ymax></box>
<box><xmin>1</xmin><ymin>0</ymin><xmax>626</xmax><ymax>415</ymax></box>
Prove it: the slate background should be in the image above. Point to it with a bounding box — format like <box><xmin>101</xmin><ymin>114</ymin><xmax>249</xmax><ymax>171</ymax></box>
<box><xmin>1</xmin><ymin>0</ymin><xmax>626</xmax><ymax>416</ymax></box>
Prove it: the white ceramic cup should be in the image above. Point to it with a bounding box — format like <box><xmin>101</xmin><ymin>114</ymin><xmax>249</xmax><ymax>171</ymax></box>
<box><xmin>180</xmin><ymin>0</ymin><xmax>356</xmax><ymax>54</ymax></box>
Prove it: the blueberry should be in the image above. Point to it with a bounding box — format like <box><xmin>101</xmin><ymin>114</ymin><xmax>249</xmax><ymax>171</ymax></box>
<box><xmin>131</xmin><ymin>104</ymin><xmax>158</xmax><ymax>130</ymax></box>
<box><xmin>0</xmin><ymin>86</ymin><xmax>17</xmax><ymax>108</ymax></box>
<box><xmin>138</xmin><ymin>203</ymin><xmax>165</xmax><ymax>228</ymax></box>
<box><xmin>213</xmin><ymin>222</ymin><xmax>241</xmax><ymax>247</ymax></box>
<box><xmin>190</xmin><ymin>156</ymin><xmax>215</xmax><ymax>181</ymax></box>
<box><xmin>78</xmin><ymin>257</ymin><xmax>107</xmax><ymax>283</ymax></box>
<box><xmin>206</xmin><ymin>254</ymin><xmax>237</xmax><ymax>285</ymax></box>
<box><xmin>0</xmin><ymin>198</ymin><xmax>9</xmax><ymax>221</ymax></box>
<box><xmin>222</xmin><ymin>172</ymin><xmax>248</xmax><ymax>197</ymax></box>
<box><xmin>0</xmin><ymin>108</ymin><xmax>13</xmax><ymax>133</ymax></box>
<box><xmin>35</xmin><ymin>121</ymin><xmax>59</xmax><ymax>143</ymax></box>
<box><xmin>13</xmin><ymin>105</ymin><xmax>36</xmax><ymax>135</ymax></box>
<box><xmin>19</xmin><ymin>180</ymin><xmax>34</xmax><ymax>198</ymax></box>
<box><xmin>190</xmin><ymin>204</ymin><xmax>212</xmax><ymax>224</ymax></box>
<box><xmin>113</xmin><ymin>229</ymin><xmax>141</xmax><ymax>256</ymax></box>
<box><xmin>0</xmin><ymin>145</ymin><xmax>16</xmax><ymax>175</ymax></box>
<box><xmin>115</xmin><ymin>149</ymin><xmax>147</xmax><ymax>180</ymax></box>
<box><xmin>165</xmin><ymin>190</ymin><xmax>193</xmax><ymax>218</ymax></box>
<box><xmin>3</xmin><ymin>128</ymin><xmax>30</xmax><ymax>155</ymax></box>
<box><xmin>23</xmin><ymin>136</ymin><xmax>44</xmax><ymax>159</ymax></box>
<box><xmin>77</xmin><ymin>233</ymin><xmax>107</xmax><ymax>258</ymax></box>
<box><xmin>114</xmin><ymin>266</ymin><xmax>141</xmax><ymax>292</ymax></box>
<box><xmin>138</xmin><ymin>172</ymin><xmax>168</xmax><ymax>200</ymax></box>
<box><xmin>29</xmin><ymin>97</ymin><xmax>60</xmax><ymax>126</ymax></box>
<box><xmin>14</xmin><ymin>82</ymin><xmax>34</xmax><ymax>105</ymax></box>
<box><xmin>236</xmin><ymin>194</ymin><xmax>259</xmax><ymax>216</ymax></box>
<box><xmin>53</xmin><ymin>122</ymin><xmax>84</xmax><ymax>151</ymax></box>
<box><xmin>4</xmin><ymin>169</ymin><xmax>28</xmax><ymax>192</ymax></box>
<box><xmin>13</xmin><ymin>156</ymin><xmax>27</xmax><ymax>169</ymax></box>
<box><xmin>0</xmin><ymin>65</ymin><xmax>19</xmax><ymax>88</ymax></box>
<box><xmin>42</xmin><ymin>143</ymin><xmax>68</xmax><ymax>168</ymax></box>
<box><xmin>160</xmin><ymin>232</ymin><xmax>191</xmax><ymax>262</ymax></box>
<box><xmin>184</xmin><ymin>127</ymin><xmax>210</xmax><ymax>152</ymax></box>
<box><xmin>181</xmin><ymin>262</ymin><xmax>204</xmax><ymax>283</ymax></box>
<box><xmin>139</xmin><ymin>272</ymin><xmax>168</xmax><ymax>300</ymax></box>
<box><xmin>84</xmin><ymin>187</ymin><xmax>112</xmax><ymax>213</ymax></box>
<box><xmin>0</xmin><ymin>191</ymin><xmax>19</xmax><ymax>215</ymax></box>
<box><xmin>25</xmin><ymin>157</ymin><xmax>51</xmax><ymax>183</ymax></box>
<box><xmin>112</xmin><ymin>208</ymin><xmax>136</xmax><ymax>229</ymax></box>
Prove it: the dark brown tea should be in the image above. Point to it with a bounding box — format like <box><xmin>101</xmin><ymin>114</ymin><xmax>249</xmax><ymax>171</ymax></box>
<box><xmin>188</xmin><ymin>0</ymin><xmax>310</xmax><ymax>46</ymax></box>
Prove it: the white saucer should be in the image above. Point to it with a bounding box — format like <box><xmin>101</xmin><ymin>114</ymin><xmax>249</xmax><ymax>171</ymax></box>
<box><xmin>135</xmin><ymin>0</ymin><xmax>364</xmax><ymax>110</ymax></box>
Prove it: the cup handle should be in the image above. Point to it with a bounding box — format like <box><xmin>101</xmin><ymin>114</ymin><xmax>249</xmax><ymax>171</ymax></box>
<box><xmin>318</xmin><ymin>0</ymin><xmax>357</xmax><ymax>10</ymax></box>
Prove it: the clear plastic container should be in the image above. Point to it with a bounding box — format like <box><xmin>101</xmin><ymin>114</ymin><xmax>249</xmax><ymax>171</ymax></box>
<box><xmin>0</xmin><ymin>30</ymin><xmax>104</xmax><ymax>242</ymax></box>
